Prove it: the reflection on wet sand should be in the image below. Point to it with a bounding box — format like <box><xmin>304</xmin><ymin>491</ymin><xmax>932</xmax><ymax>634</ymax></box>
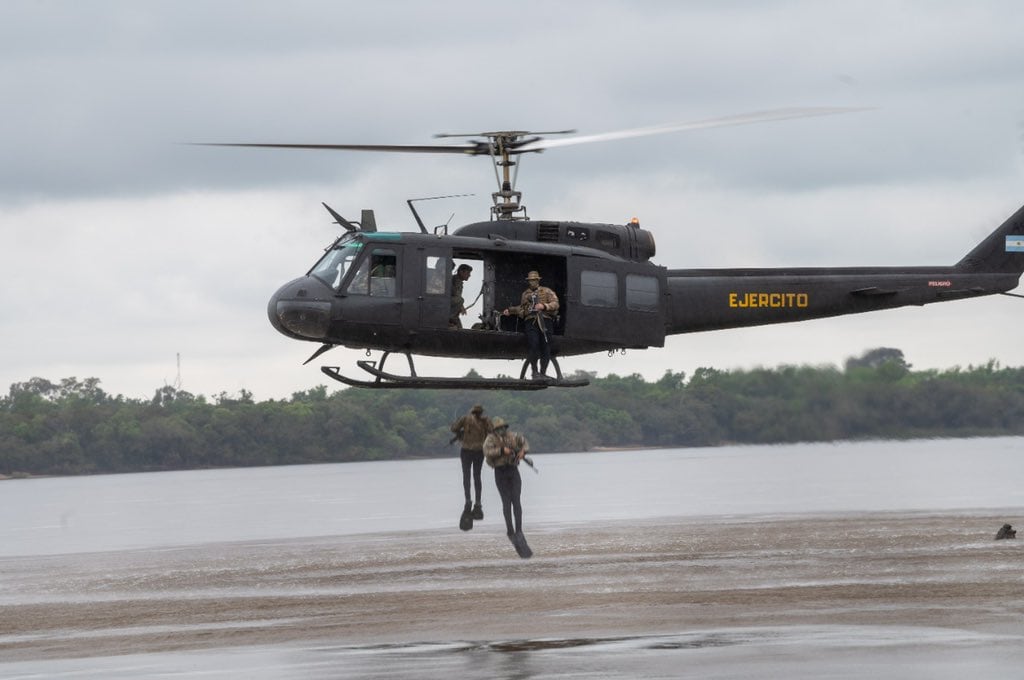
<box><xmin>1</xmin><ymin>511</ymin><xmax>1022</xmax><ymax>672</ymax></box>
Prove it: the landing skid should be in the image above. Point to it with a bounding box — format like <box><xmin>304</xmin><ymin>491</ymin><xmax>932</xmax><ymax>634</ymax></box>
<box><xmin>320</xmin><ymin>352</ymin><xmax>589</xmax><ymax>390</ymax></box>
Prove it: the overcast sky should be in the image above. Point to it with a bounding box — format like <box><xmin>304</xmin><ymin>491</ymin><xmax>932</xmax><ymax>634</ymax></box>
<box><xmin>2</xmin><ymin>0</ymin><xmax>1023</xmax><ymax>401</ymax></box>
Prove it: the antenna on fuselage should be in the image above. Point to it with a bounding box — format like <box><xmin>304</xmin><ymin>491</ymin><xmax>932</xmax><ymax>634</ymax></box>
<box><xmin>406</xmin><ymin>193</ymin><xmax>475</xmax><ymax>234</ymax></box>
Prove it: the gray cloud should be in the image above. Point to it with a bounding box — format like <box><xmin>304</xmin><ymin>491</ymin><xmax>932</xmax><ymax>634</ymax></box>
<box><xmin>2</xmin><ymin>0</ymin><xmax>1023</xmax><ymax>398</ymax></box>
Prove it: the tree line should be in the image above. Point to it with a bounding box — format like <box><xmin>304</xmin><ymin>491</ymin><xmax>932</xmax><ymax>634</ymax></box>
<box><xmin>2</xmin><ymin>348</ymin><xmax>1023</xmax><ymax>477</ymax></box>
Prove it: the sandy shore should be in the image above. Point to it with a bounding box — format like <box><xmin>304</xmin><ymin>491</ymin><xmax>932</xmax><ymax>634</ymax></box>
<box><xmin>1</xmin><ymin>511</ymin><xmax>1021</xmax><ymax>663</ymax></box>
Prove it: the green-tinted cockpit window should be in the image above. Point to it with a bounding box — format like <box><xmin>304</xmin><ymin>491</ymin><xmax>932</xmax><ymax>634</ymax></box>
<box><xmin>310</xmin><ymin>242</ymin><xmax>363</xmax><ymax>289</ymax></box>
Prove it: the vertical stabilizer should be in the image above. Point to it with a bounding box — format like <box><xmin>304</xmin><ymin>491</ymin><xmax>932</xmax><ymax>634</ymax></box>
<box><xmin>956</xmin><ymin>202</ymin><xmax>1024</xmax><ymax>273</ymax></box>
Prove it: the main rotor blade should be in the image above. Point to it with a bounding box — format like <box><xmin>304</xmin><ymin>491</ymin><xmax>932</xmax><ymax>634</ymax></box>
<box><xmin>192</xmin><ymin>142</ymin><xmax>486</xmax><ymax>155</ymax></box>
<box><xmin>193</xmin><ymin>108</ymin><xmax>868</xmax><ymax>159</ymax></box>
<box><xmin>515</xmin><ymin>107</ymin><xmax>872</xmax><ymax>152</ymax></box>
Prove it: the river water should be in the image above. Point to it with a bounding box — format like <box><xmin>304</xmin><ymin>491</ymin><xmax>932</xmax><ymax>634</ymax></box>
<box><xmin>1</xmin><ymin>437</ymin><xmax>1023</xmax><ymax>678</ymax></box>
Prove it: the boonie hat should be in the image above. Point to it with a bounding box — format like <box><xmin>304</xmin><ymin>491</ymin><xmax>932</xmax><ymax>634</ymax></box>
<box><xmin>525</xmin><ymin>270</ymin><xmax>541</xmax><ymax>281</ymax></box>
<box><xmin>491</xmin><ymin>417</ymin><xmax>508</xmax><ymax>429</ymax></box>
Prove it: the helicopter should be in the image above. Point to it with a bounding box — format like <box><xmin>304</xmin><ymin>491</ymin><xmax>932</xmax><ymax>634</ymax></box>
<box><xmin>200</xmin><ymin>108</ymin><xmax>1024</xmax><ymax>390</ymax></box>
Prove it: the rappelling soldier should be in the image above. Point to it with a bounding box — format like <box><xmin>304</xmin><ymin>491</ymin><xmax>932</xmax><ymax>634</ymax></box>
<box><xmin>503</xmin><ymin>270</ymin><xmax>559</xmax><ymax>378</ymax></box>
<box><xmin>450</xmin><ymin>403</ymin><xmax>491</xmax><ymax>530</ymax></box>
<box><xmin>483</xmin><ymin>417</ymin><xmax>533</xmax><ymax>558</ymax></box>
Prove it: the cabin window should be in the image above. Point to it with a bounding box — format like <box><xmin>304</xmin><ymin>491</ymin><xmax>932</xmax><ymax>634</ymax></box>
<box><xmin>348</xmin><ymin>249</ymin><xmax>397</xmax><ymax>297</ymax></box>
<box><xmin>425</xmin><ymin>256</ymin><xmax>448</xmax><ymax>295</ymax></box>
<box><xmin>580</xmin><ymin>270</ymin><xmax>618</xmax><ymax>307</ymax></box>
<box><xmin>626</xmin><ymin>274</ymin><xmax>659</xmax><ymax>311</ymax></box>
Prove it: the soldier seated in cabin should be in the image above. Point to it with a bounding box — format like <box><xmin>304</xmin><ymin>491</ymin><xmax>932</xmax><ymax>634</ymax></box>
<box><xmin>369</xmin><ymin>261</ymin><xmax>396</xmax><ymax>296</ymax></box>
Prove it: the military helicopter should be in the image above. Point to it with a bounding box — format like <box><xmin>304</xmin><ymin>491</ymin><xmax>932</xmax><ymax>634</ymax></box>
<box><xmin>201</xmin><ymin>108</ymin><xmax>1024</xmax><ymax>390</ymax></box>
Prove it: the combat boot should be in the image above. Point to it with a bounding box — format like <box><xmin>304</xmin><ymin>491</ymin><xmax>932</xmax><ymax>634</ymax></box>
<box><xmin>459</xmin><ymin>501</ymin><xmax>474</xmax><ymax>531</ymax></box>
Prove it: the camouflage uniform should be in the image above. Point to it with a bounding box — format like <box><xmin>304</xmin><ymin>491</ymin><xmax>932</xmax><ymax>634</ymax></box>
<box><xmin>451</xmin><ymin>406</ymin><xmax>491</xmax><ymax>515</ymax></box>
<box><xmin>483</xmin><ymin>428</ymin><xmax>530</xmax><ymax>468</ymax></box>
<box><xmin>449</xmin><ymin>265</ymin><xmax>472</xmax><ymax>328</ymax></box>
<box><xmin>483</xmin><ymin>419</ymin><xmax>530</xmax><ymax>537</ymax></box>
<box><xmin>450</xmin><ymin>273</ymin><xmax>465</xmax><ymax>328</ymax></box>
<box><xmin>513</xmin><ymin>285</ymin><xmax>559</xmax><ymax>321</ymax></box>
<box><xmin>511</xmin><ymin>271</ymin><xmax>559</xmax><ymax>377</ymax></box>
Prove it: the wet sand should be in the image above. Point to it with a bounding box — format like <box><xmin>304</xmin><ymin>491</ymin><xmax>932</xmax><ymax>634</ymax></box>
<box><xmin>1</xmin><ymin>511</ymin><xmax>1022</xmax><ymax>665</ymax></box>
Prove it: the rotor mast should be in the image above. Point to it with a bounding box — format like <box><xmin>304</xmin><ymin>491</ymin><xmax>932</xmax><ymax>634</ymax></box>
<box><xmin>488</xmin><ymin>133</ymin><xmax>527</xmax><ymax>221</ymax></box>
<box><xmin>435</xmin><ymin>129</ymin><xmax>575</xmax><ymax>221</ymax></box>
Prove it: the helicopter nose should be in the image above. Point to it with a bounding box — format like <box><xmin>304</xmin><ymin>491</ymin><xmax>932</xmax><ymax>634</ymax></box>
<box><xmin>267</xmin><ymin>276</ymin><xmax>333</xmax><ymax>340</ymax></box>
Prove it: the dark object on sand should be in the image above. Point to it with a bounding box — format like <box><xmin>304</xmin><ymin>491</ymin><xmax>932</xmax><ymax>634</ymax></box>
<box><xmin>995</xmin><ymin>523</ymin><xmax>1016</xmax><ymax>540</ymax></box>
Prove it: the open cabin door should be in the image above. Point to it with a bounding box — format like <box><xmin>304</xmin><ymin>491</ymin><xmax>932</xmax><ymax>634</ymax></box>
<box><xmin>564</xmin><ymin>258</ymin><xmax>667</xmax><ymax>348</ymax></box>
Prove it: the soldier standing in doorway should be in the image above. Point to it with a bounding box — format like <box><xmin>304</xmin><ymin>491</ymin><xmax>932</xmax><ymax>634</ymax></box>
<box><xmin>503</xmin><ymin>270</ymin><xmax>559</xmax><ymax>378</ymax></box>
<box><xmin>449</xmin><ymin>264</ymin><xmax>473</xmax><ymax>328</ymax></box>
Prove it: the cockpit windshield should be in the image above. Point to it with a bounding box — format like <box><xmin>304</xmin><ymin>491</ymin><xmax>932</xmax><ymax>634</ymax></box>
<box><xmin>309</xmin><ymin>241</ymin><xmax>363</xmax><ymax>289</ymax></box>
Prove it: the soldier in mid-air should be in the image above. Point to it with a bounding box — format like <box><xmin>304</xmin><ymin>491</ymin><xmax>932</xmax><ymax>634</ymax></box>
<box><xmin>484</xmin><ymin>417</ymin><xmax>533</xmax><ymax>558</ymax></box>
<box><xmin>450</xmin><ymin>403</ymin><xmax>491</xmax><ymax>529</ymax></box>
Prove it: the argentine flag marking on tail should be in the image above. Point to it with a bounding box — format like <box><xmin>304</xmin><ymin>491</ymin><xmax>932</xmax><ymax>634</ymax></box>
<box><xmin>1006</xmin><ymin>235</ymin><xmax>1024</xmax><ymax>252</ymax></box>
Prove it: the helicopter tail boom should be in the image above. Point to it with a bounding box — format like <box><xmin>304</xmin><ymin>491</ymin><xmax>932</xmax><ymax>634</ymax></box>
<box><xmin>662</xmin><ymin>202</ymin><xmax>1024</xmax><ymax>337</ymax></box>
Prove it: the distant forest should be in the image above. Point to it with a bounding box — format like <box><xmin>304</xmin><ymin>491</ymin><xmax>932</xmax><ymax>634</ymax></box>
<box><xmin>2</xmin><ymin>348</ymin><xmax>1023</xmax><ymax>477</ymax></box>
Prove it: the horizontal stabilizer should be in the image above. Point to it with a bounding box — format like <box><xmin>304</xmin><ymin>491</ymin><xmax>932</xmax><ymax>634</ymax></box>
<box><xmin>936</xmin><ymin>286</ymin><xmax>988</xmax><ymax>299</ymax></box>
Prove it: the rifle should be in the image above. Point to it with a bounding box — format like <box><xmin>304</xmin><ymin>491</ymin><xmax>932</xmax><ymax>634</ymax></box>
<box><xmin>529</xmin><ymin>292</ymin><xmax>550</xmax><ymax>347</ymax></box>
<box><xmin>448</xmin><ymin>411</ymin><xmax>464</xmax><ymax>446</ymax></box>
<box><xmin>506</xmin><ymin>439</ymin><xmax>539</xmax><ymax>474</ymax></box>
<box><xmin>490</xmin><ymin>431</ymin><xmax>540</xmax><ymax>473</ymax></box>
